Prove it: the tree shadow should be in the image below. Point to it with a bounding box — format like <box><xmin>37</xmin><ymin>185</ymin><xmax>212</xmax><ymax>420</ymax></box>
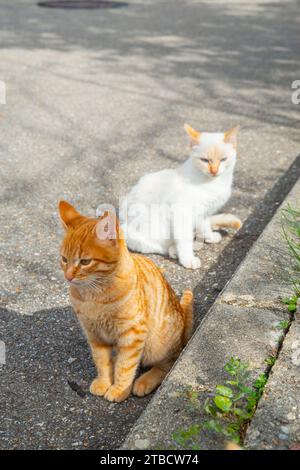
<box><xmin>1</xmin><ymin>0</ymin><xmax>299</xmax><ymax>131</ymax></box>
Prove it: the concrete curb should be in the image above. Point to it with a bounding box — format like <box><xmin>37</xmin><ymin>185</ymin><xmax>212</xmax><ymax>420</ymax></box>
<box><xmin>122</xmin><ymin>179</ymin><xmax>300</xmax><ymax>450</ymax></box>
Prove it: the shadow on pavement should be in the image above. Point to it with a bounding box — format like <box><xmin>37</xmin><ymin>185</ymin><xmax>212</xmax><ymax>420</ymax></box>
<box><xmin>0</xmin><ymin>307</ymin><xmax>150</xmax><ymax>449</ymax></box>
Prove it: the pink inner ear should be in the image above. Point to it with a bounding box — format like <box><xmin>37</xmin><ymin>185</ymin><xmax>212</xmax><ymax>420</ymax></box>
<box><xmin>95</xmin><ymin>213</ymin><xmax>117</xmax><ymax>243</ymax></box>
<box><xmin>226</xmin><ymin>134</ymin><xmax>236</xmax><ymax>145</ymax></box>
<box><xmin>224</xmin><ymin>125</ymin><xmax>240</xmax><ymax>147</ymax></box>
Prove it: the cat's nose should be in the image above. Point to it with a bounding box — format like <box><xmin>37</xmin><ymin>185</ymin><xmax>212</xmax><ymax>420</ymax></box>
<box><xmin>65</xmin><ymin>272</ymin><xmax>74</xmax><ymax>282</ymax></box>
<box><xmin>210</xmin><ymin>165</ymin><xmax>219</xmax><ymax>176</ymax></box>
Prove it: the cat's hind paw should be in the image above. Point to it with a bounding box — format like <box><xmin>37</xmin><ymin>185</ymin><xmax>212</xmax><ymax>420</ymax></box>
<box><xmin>205</xmin><ymin>232</ymin><xmax>222</xmax><ymax>244</ymax></box>
<box><xmin>181</xmin><ymin>256</ymin><xmax>201</xmax><ymax>270</ymax></box>
<box><xmin>104</xmin><ymin>385</ymin><xmax>131</xmax><ymax>403</ymax></box>
<box><xmin>89</xmin><ymin>377</ymin><xmax>112</xmax><ymax>396</ymax></box>
<box><xmin>133</xmin><ymin>375</ymin><xmax>158</xmax><ymax>397</ymax></box>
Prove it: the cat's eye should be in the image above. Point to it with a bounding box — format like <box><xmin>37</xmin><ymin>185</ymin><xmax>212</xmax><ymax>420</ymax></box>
<box><xmin>61</xmin><ymin>256</ymin><xmax>67</xmax><ymax>263</ymax></box>
<box><xmin>221</xmin><ymin>157</ymin><xmax>227</xmax><ymax>162</ymax></box>
<box><xmin>80</xmin><ymin>259</ymin><xmax>92</xmax><ymax>266</ymax></box>
<box><xmin>200</xmin><ymin>158</ymin><xmax>209</xmax><ymax>163</ymax></box>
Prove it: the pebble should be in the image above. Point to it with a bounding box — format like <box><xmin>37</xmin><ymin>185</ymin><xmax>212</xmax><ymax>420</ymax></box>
<box><xmin>250</xmin><ymin>429</ymin><xmax>260</xmax><ymax>439</ymax></box>
<box><xmin>67</xmin><ymin>357</ymin><xmax>77</xmax><ymax>365</ymax></box>
<box><xmin>135</xmin><ymin>438</ymin><xmax>150</xmax><ymax>449</ymax></box>
<box><xmin>280</xmin><ymin>426</ymin><xmax>289</xmax><ymax>434</ymax></box>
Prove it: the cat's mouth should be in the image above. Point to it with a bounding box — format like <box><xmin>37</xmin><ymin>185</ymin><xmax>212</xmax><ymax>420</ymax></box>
<box><xmin>66</xmin><ymin>277</ymin><xmax>85</xmax><ymax>285</ymax></box>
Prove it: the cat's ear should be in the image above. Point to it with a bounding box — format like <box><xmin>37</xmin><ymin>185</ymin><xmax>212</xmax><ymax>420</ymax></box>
<box><xmin>58</xmin><ymin>200</ymin><xmax>83</xmax><ymax>230</ymax></box>
<box><xmin>95</xmin><ymin>211</ymin><xmax>118</xmax><ymax>246</ymax></box>
<box><xmin>184</xmin><ymin>123</ymin><xmax>201</xmax><ymax>147</ymax></box>
<box><xmin>224</xmin><ymin>125</ymin><xmax>240</xmax><ymax>149</ymax></box>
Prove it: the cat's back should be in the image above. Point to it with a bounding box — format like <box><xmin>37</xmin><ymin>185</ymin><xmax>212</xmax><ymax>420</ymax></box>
<box><xmin>126</xmin><ymin>168</ymin><xmax>179</xmax><ymax>204</ymax></box>
<box><xmin>132</xmin><ymin>253</ymin><xmax>182</xmax><ymax>320</ymax></box>
<box><xmin>132</xmin><ymin>253</ymin><xmax>185</xmax><ymax>365</ymax></box>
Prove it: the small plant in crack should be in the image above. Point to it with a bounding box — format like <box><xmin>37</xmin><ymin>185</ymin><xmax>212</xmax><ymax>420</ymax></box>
<box><xmin>282</xmin><ymin>205</ymin><xmax>300</xmax><ymax>296</ymax></box>
<box><xmin>282</xmin><ymin>295</ymin><xmax>298</xmax><ymax>313</ymax></box>
<box><xmin>276</xmin><ymin>319</ymin><xmax>290</xmax><ymax>331</ymax></box>
<box><xmin>172</xmin><ymin>424</ymin><xmax>201</xmax><ymax>450</ymax></box>
<box><xmin>202</xmin><ymin>358</ymin><xmax>267</xmax><ymax>444</ymax></box>
<box><xmin>264</xmin><ymin>355</ymin><xmax>276</xmax><ymax>367</ymax></box>
<box><xmin>170</xmin><ymin>358</ymin><xmax>267</xmax><ymax>449</ymax></box>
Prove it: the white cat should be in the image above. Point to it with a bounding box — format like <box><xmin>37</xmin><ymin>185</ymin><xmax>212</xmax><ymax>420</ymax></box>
<box><xmin>117</xmin><ymin>124</ymin><xmax>242</xmax><ymax>269</ymax></box>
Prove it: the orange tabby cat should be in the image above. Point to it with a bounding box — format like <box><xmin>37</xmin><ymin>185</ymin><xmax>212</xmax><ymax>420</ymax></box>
<box><xmin>58</xmin><ymin>201</ymin><xmax>193</xmax><ymax>402</ymax></box>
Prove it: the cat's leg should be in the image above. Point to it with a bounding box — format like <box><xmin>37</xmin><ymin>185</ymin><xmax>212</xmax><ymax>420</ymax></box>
<box><xmin>170</xmin><ymin>239</ymin><xmax>203</xmax><ymax>258</ymax></box>
<box><xmin>168</xmin><ymin>243</ymin><xmax>177</xmax><ymax>259</ymax></box>
<box><xmin>89</xmin><ymin>341</ymin><xmax>114</xmax><ymax>396</ymax></box>
<box><xmin>175</xmin><ymin>238</ymin><xmax>201</xmax><ymax>269</ymax></box>
<box><xmin>104</xmin><ymin>325</ymin><xmax>147</xmax><ymax>403</ymax></box>
<box><xmin>132</xmin><ymin>359</ymin><xmax>173</xmax><ymax>397</ymax></box>
<box><xmin>197</xmin><ymin>217</ymin><xmax>222</xmax><ymax>244</ymax></box>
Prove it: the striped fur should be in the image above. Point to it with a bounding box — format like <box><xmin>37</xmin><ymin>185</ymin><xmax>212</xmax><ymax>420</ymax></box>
<box><xmin>59</xmin><ymin>201</ymin><xmax>194</xmax><ymax>402</ymax></box>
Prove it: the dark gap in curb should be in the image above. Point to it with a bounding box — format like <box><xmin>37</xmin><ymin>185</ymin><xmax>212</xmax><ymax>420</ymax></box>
<box><xmin>194</xmin><ymin>153</ymin><xmax>300</xmax><ymax>324</ymax></box>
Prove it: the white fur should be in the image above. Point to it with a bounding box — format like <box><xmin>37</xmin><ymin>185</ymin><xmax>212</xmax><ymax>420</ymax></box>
<box><xmin>119</xmin><ymin>132</ymin><xmax>237</xmax><ymax>269</ymax></box>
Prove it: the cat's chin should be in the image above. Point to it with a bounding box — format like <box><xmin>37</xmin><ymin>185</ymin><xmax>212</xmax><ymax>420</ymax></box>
<box><xmin>69</xmin><ymin>279</ymin><xmax>88</xmax><ymax>287</ymax></box>
<box><xmin>198</xmin><ymin>170</ymin><xmax>222</xmax><ymax>179</ymax></box>
<box><xmin>203</xmin><ymin>172</ymin><xmax>220</xmax><ymax>179</ymax></box>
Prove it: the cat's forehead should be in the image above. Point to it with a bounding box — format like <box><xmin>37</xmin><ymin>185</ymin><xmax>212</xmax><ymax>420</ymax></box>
<box><xmin>204</xmin><ymin>145</ymin><xmax>224</xmax><ymax>160</ymax></box>
<box><xmin>61</xmin><ymin>234</ymin><xmax>84</xmax><ymax>257</ymax></box>
<box><xmin>195</xmin><ymin>132</ymin><xmax>233</xmax><ymax>156</ymax></box>
<box><xmin>62</xmin><ymin>225</ymin><xmax>95</xmax><ymax>255</ymax></box>
<box><xmin>61</xmin><ymin>223</ymin><xmax>119</xmax><ymax>261</ymax></box>
<box><xmin>201</xmin><ymin>132</ymin><xmax>224</xmax><ymax>145</ymax></box>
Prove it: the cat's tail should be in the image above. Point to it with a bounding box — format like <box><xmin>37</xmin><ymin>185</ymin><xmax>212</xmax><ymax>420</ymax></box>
<box><xmin>210</xmin><ymin>214</ymin><xmax>242</xmax><ymax>231</ymax></box>
<box><xmin>180</xmin><ymin>289</ymin><xmax>194</xmax><ymax>346</ymax></box>
<box><xmin>226</xmin><ymin>442</ymin><xmax>243</xmax><ymax>450</ymax></box>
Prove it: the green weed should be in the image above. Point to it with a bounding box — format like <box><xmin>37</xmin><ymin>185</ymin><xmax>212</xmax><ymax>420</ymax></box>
<box><xmin>171</xmin><ymin>357</ymin><xmax>267</xmax><ymax>449</ymax></box>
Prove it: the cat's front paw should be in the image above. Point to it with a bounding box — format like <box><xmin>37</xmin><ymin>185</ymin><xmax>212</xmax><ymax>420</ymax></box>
<box><xmin>168</xmin><ymin>244</ymin><xmax>177</xmax><ymax>259</ymax></box>
<box><xmin>90</xmin><ymin>377</ymin><xmax>112</xmax><ymax>396</ymax></box>
<box><xmin>95</xmin><ymin>206</ymin><xmax>105</xmax><ymax>218</ymax></box>
<box><xmin>181</xmin><ymin>256</ymin><xmax>201</xmax><ymax>270</ymax></box>
<box><xmin>104</xmin><ymin>385</ymin><xmax>131</xmax><ymax>403</ymax></box>
<box><xmin>205</xmin><ymin>232</ymin><xmax>222</xmax><ymax>244</ymax></box>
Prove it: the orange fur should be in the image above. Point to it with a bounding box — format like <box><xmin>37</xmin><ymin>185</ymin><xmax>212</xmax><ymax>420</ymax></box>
<box><xmin>58</xmin><ymin>201</ymin><xmax>194</xmax><ymax>402</ymax></box>
<box><xmin>184</xmin><ymin>123</ymin><xmax>201</xmax><ymax>147</ymax></box>
<box><xmin>210</xmin><ymin>213</ymin><xmax>242</xmax><ymax>231</ymax></box>
<box><xmin>224</xmin><ymin>125</ymin><xmax>240</xmax><ymax>149</ymax></box>
<box><xmin>226</xmin><ymin>442</ymin><xmax>243</xmax><ymax>450</ymax></box>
